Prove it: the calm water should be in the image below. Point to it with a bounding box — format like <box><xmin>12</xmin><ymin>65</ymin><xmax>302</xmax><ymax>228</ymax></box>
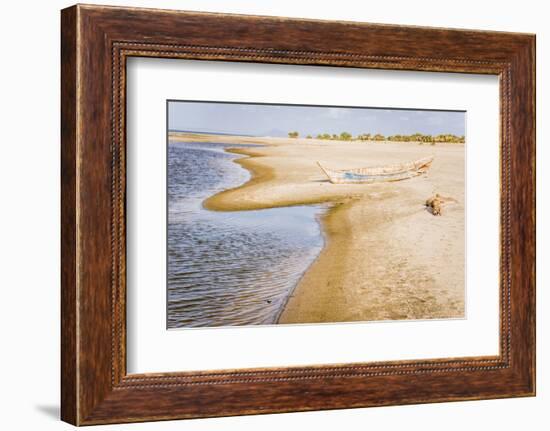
<box><xmin>167</xmin><ymin>142</ymin><xmax>325</xmax><ymax>328</ymax></box>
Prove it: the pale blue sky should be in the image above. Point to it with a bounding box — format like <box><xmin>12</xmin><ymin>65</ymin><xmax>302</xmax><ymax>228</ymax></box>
<box><xmin>168</xmin><ymin>101</ymin><xmax>465</xmax><ymax>137</ymax></box>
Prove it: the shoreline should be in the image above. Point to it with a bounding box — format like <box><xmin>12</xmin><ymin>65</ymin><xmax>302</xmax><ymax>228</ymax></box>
<box><xmin>170</xmin><ymin>132</ymin><xmax>466</xmax><ymax>323</ymax></box>
<box><xmin>273</xmin><ymin>203</ymin><xmax>330</xmax><ymax>324</ymax></box>
<box><xmin>202</xmin><ymin>147</ymin><xmax>348</xmax><ymax>211</ymax></box>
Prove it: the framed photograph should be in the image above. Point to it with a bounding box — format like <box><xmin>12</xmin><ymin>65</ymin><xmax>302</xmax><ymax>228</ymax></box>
<box><xmin>61</xmin><ymin>4</ymin><xmax>535</xmax><ymax>425</ymax></box>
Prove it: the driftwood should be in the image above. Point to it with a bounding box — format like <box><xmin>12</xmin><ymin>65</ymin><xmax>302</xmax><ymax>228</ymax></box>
<box><xmin>425</xmin><ymin>194</ymin><xmax>457</xmax><ymax>216</ymax></box>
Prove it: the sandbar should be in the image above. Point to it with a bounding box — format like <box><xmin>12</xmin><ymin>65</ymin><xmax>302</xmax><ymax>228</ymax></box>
<box><xmin>170</xmin><ymin>132</ymin><xmax>465</xmax><ymax>323</ymax></box>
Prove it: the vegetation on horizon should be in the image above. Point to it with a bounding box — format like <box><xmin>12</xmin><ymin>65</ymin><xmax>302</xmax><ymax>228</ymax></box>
<box><xmin>289</xmin><ymin>131</ymin><xmax>465</xmax><ymax>144</ymax></box>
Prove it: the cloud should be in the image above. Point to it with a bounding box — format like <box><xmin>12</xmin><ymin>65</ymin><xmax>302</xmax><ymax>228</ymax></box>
<box><xmin>427</xmin><ymin>115</ymin><xmax>444</xmax><ymax>125</ymax></box>
<box><xmin>325</xmin><ymin>107</ymin><xmax>351</xmax><ymax>119</ymax></box>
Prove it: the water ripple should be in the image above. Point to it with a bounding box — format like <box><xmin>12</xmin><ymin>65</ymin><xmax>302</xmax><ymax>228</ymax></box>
<box><xmin>167</xmin><ymin>141</ymin><xmax>325</xmax><ymax>328</ymax></box>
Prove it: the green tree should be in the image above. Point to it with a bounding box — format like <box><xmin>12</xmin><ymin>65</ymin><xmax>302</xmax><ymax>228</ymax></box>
<box><xmin>339</xmin><ymin>132</ymin><xmax>352</xmax><ymax>141</ymax></box>
<box><xmin>288</xmin><ymin>131</ymin><xmax>299</xmax><ymax>138</ymax></box>
<box><xmin>374</xmin><ymin>133</ymin><xmax>464</xmax><ymax>144</ymax></box>
<box><xmin>361</xmin><ymin>133</ymin><xmax>372</xmax><ymax>141</ymax></box>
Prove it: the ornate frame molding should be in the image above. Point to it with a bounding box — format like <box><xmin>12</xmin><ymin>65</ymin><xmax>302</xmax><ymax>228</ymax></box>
<box><xmin>61</xmin><ymin>5</ymin><xmax>535</xmax><ymax>425</ymax></box>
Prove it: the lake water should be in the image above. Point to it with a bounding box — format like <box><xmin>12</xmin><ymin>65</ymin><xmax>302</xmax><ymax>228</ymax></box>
<box><xmin>167</xmin><ymin>141</ymin><xmax>325</xmax><ymax>328</ymax></box>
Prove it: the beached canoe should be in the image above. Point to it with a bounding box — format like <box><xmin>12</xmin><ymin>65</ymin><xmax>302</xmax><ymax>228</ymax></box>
<box><xmin>317</xmin><ymin>156</ymin><xmax>434</xmax><ymax>184</ymax></box>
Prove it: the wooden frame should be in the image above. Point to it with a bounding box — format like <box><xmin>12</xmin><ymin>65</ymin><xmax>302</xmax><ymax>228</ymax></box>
<box><xmin>61</xmin><ymin>4</ymin><xmax>535</xmax><ymax>426</ymax></box>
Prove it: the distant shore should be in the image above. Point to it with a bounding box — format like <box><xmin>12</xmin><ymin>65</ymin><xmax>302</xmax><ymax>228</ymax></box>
<box><xmin>169</xmin><ymin>131</ymin><xmax>351</xmax><ymax>147</ymax></box>
<box><xmin>169</xmin><ymin>132</ymin><xmax>465</xmax><ymax>323</ymax></box>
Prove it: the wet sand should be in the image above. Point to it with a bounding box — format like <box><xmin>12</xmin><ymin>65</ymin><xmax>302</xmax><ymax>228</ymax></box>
<box><xmin>170</xmin><ymin>132</ymin><xmax>465</xmax><ymax>323</ymax></box>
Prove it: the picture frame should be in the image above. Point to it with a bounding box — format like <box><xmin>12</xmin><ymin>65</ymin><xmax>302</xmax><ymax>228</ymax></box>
<box><xmin>61</xmin><ymin>4</ymin><xmax>535</xmax><ymax>425</ymax></box>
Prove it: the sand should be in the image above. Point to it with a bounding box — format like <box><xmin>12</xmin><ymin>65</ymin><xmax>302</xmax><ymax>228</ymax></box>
<box><xmin>170</xmin><ymin>132</ymin><xmax>465</xmax><ymax>323</ymax></box>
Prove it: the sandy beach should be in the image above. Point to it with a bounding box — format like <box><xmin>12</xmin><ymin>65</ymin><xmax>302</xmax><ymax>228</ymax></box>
<box><xmin>170</xmin><ymin>132</ymin><xmax>465</xmax><ymax>323</ymax></box>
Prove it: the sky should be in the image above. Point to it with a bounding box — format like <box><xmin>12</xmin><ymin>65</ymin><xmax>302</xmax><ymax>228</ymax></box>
<box><xmin>168</xmin><ymin>101</ymin><xmax>465</xmax><ymax>137</ymax></box>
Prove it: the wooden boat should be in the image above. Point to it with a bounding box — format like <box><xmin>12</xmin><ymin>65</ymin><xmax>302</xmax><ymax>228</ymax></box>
<box><xmin>317</xmin><ymin>156</ymin><xmax>434</xmax><ymax>184</ymax></box>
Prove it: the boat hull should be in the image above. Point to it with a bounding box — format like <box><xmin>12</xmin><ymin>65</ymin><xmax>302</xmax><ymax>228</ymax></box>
<box><xmin>317</xmin><ymin>157</ymin><xmax>434</xmax><ymax>184</ymax></box>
